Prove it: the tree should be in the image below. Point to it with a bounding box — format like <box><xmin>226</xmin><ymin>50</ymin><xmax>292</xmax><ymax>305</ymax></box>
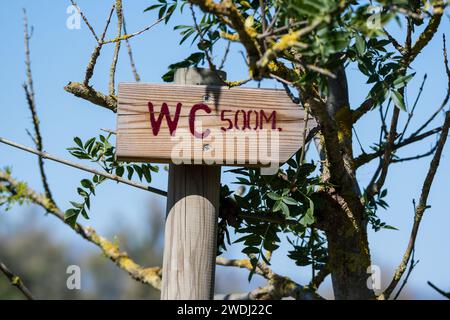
<box><xmin>0</xmin><ymin>0</ymin><xmax>449</xmax><ymax>300</ymax></box>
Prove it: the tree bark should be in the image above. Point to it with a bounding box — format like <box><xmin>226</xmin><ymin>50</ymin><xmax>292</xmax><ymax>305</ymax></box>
<box><xmin>313</xmin><ymin>64</ymin><xmax>375</xmax><ymax>300</ymax></box>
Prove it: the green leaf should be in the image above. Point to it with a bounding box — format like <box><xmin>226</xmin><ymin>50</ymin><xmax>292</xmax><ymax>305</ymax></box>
<box><xmin>300</xmin><ymin>205</ymin><xmax>315</xmax><ymax>226</ymax></box>
<box><xmin>80</xmin><ymin>208</ymin><xmax>90</xmax><ymax>220</ymax></box>
<box><xmin>77</xmin><ymin>187</ymin><xmax>88</xmax><ymax>198</ymax></box>
<box><xmin>273</xmin><ymin>199</ymin><xmax>282</xmax><ymax>212</ymax></box>
<box><xmin>81</xmin><ymin>179</ymin><xmax>95</xmax><ymax>195</ymax></box>
<box><xmin>64</xmin><ymin>209</ymin><xmax>79</xmax><ymax>228</ymax></box>
<box><xmin>69</xmin><ymin>201</ymin><xmax>84</xmax><ymax>209</ymax></box>
<box><xmin>355</xmin><ymin>33</ymin><xmax>366</xmax><ymax>55</ymax></box>
<box><xmin>142</xmin><ymin>166</ymin><xmax>152</xmax><ymax>183</ymax></box>
<box><xmin>81</xmin><ymin>179</ymin><xmax>93</xmax><ymax>189</ymax></box>
<box><xmin>144</xmin><ymin>4</ymin><xmax>162</xmax><ymax>12</ymax></box>
<box><xmin>84</xmin><ymin>137</ymin><xmax>96</xmax><ymax>151</ymax></box>
<box><xmin>127</xmin><ymin>166</ymin><xmax>134</xmax><ymax>180</ymax></box>
<box><xmin>282</xmin><ymin>197</ymin><xmax>298</xmax><ymax>206</ymax></box>
<box><xmin>242</xmin><ymin>246</ymin><xmax>259</xmax><ymax>255</ymax></box>
<box><xmin>74</xmin><ymin>137</ymin><xmax>83</xmax><ymax>148</ymax></box>
<box><xmin>280</xmin><ymin>202</ymin><xmax>290</xmax><ymax>216</ymax></box>
<box><xmin>390</xmin><ymin>90</ymin><xmax>407</xmax><ymax>111</ymax></box>
<box><xmin>267</xmin><ymin>192</ymin><xmax>281</xmax><ymax>201</ymax></box>
<box><xmin>393</xmin><ymin>73</ymin><xmax>415</xmax><ymax>90</ymax></box>
<box><xmin>116</xmin><ymin>166</ymin><xmax>125</xmax><ymax>177</ymax></box>
<box><xmin>133</xmin><ymin>165</ymin><xmax>143</xmax><ymax>181</ymax></box>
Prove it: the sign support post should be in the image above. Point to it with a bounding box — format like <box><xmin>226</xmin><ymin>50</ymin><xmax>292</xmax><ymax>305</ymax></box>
<box><xmin>116</xmin><ymin>67</ymin><xmax>313</xmax><ymax>299</ymax></box>
<box><xmin>160</xmin><ymin>68</ymin><xmax>226</xmax><ymax>300</ymax></box>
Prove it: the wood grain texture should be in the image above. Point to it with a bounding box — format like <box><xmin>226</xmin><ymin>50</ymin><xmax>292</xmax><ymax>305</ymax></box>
<box><xmin>161</xmin><ymin>68</ymin><xmax>222</xmax><ymax>300</ymax></box>
<box><xmin>116</xmin><ymin>82</ymin><xmax>313</xmax><ymax>165</ymax></box>
<box><xmin>161</xmin><ymin>164</ymin><xmax>220</xmax><ymax>299</ymax></box>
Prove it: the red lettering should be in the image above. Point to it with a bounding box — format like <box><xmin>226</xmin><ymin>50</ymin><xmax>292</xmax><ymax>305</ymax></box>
<box><xmin>260</xmin><ymin>110</ymin><xmax>279</xmax><ymax>130</ymax></box>
<box><xmin>148</xmin><ymin>102</ymin><xmax>182</xmax><ymax>136</ymax></box>
<box><xmin>247</xmin><ymin>110</ymin><xmax>259</xmax><ymax>130</ymax></box>
<box><xmin>234</xmin><ymin>110</ymin><xmax>247</xmax><ymax>130</ymax></box>
<box><xmin>220</xmin><ymin>110</ymin><xmax>233</xmax><ymax>132</ymax></box>
<box><xmin>189</xmin><ymin>103</ymin><xmax>211</xmax><ymax>138</ymax></box>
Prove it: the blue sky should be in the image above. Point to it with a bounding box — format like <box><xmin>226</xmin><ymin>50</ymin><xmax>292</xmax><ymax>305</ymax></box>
<box><xmin>0</xmin><ymin>0</ymin><xmax>449</xmax><ymax>299</ymax></box>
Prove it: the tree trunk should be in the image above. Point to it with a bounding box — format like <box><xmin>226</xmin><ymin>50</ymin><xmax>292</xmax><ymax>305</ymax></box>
<box><xmin>312</xmin><ymin>63</ymin><xmax>375</xmax><ymax>299</ymax></box>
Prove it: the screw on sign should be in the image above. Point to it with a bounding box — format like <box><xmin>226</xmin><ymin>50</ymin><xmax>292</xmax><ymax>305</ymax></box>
<box><xmin>115</xmin><ymin>68</ymin><xmax>313</xmax><ymax>300</ymax></box>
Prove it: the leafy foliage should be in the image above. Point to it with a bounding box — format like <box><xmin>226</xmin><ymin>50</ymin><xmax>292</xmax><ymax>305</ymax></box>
<box><xmin>363</xmin><ymin>188</ymin><xmax>397</xmax><ymax>232</ymax></box>
<box><xmin>218</xmin><ymin>150</ymin><xmax>329</xmax><ymax>279</ymax></box>
<box><xmin>0</xmin><ymin>167</ymin><xmax>29</xmax><ymax>211</ymax></box>
<box><xmin>64</xmin><ymin>134</ymin><xmax>159</xmax><ymax>227</ymax></box>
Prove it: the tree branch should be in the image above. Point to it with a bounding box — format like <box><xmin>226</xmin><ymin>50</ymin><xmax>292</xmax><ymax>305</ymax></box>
<box><xmin>69</xmin><ymin>0</ymin><xmax>99</xmax><ymax>42</ymax></box>
<box><xmin>427</xmin><ymin>281</ymin><xmax>450</xmax><ymax>299</ymax></box>
<box><xmin>64</xmin><ymin>82</ymin><xmax>117</xmax><ymax>112</ymax></box>
<box><xmin>122</xmin><ymin>13</ymin><xmax>141</xmax><ymax>82</ymax></box>
<box><xmin>0</xmin><ymin>137</ymin><xmax>167</xmax><ymax>196</ymax></box>
<box><xmin>216</xmin><ymin>257</ymin><xmax>323</xmax><ymax>300</ymax></box>
<box><xmin>0</xmin><ymin>169</ymin><xmax>162</xmax><ymax>290</ymax></box>
<box><xmin>109</xmin><ymin>0</ymin><xmax>123</xmax><ymax>96</ymax></box>
<box><xmin>0</xmin><ymin>261</ymin><xmax>35</xmax><ymax>300</ymax></box>
<box><xmin>381</xmin><ymin>110</ymin><xmax>450</xmax><ymax>300</ymax></box>
<box><xmin>84</xmin><ymin>3</ymin><xmax>116</xmax><ymax>86</ymax></box>
<box><xmin>23</xmin><ymin>9</ymin><xmax>55</xmax><ymax>206</ymax></box>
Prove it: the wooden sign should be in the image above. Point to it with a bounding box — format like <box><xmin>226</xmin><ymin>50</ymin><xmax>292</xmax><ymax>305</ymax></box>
<box><xmin>116</xmin><ymin>83</ymin><xmax>313</xmax><ymax>167</ymax></box>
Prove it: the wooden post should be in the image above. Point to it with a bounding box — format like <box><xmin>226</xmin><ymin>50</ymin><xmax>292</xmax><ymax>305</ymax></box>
<box><xmin>161</xmin><ymin>68</ymin><xmax>226</xmax><ymax>300</ymax></box>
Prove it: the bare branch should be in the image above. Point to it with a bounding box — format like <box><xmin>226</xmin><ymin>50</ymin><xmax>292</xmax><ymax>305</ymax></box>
<box><xmin>102</xmin><ymin>15</ymin><xmax>166</xmax><ymax>45</ymax></box>
<box><xmin>0</xmin><ymin>137</ymin><xmax>167</xmax><ymax>197</ymax></box>
<box><xmin>122</xmin><ymin>14</ymin><xmax>141</xmax><ymax>82</ymax></box>
<box><xmin>22</xmin><ymin>9</ymin><xmax>54</xmax><ymax>205</ymax></box>
<box><xmin>381</xmin><ymin>110</ymin><xmax>450</xmax><ymax>300</ymax></box>
<box><xmin>393</xmin><ymin>248</ymin><xmax>419</xmax><ymax>300</ymax></box>
<box><xmin>0</xmin><ymin>261</ymin><xmax>35</xmax><ymax>300</ymax></box>
<box><xmin>64</xmin><ymin>82</ymin><xmax>117</xmax><ymax>112</ymax></box>
<box><xmin>355</xmin><ymin>126</ymin><xmax>443</xmax><ymax>168</ymax></box>
<box><xmin>0</xmin><ymin>170</ymin><xmax>162</xmax><ymax>290</ymax></box>
<box><xmin>84</xmin><ymin>4</ymin><xmax>116</xmax><ymax>86</ymax></box>
<box><xmin>69</xmin><ymin>0</ymin><xmax>99</xmax><ymax>42</ymax></box>
<box><xmin>427</xmin><ymin>281</ymin><xmax>450</xmax><ymax>299</ymax></box>
<box><xmin>216</xmin><ymin>257</ymin><xmax>323</xmax><ymax>300</ymax></box>
<box><xmin>109</xmin><ymin>0</ymin><xmax>123</xmax><ymax>96</ymax></box>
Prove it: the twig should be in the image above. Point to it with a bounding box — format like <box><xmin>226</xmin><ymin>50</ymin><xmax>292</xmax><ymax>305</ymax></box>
<box><xmin>355</xmin><ymin>126</ymin><xmax>443</xmax><ymax>167</ymax></box>
<box><xmin>23</xmin><ymin>9</ymin><xmax>54</xmax><ymax>205</ymax></box>
<box><xmin>219</xmin><ymin>41</ymin><xmax>231</xmax><ymax>70</ymax></box>
<box><xmin>122</xmin><ymin>14</ymin><xmax>141</xmax><ymax>82</ymax></box>
<box><xmin>100</xmin><ymin>128</ymin><xmax>117</xmax><ymax>135</ymax></box>
<box><xmin>109</xmin><ymin>0</ymin><xmax>123</xmax><ymax>96</ymax></box>
<box><xmin>381</xmin><ymin>110</ymin><xmax>450</xmax><ymax>300</ymax></box>
<box><xmin>308</xmin><ymin>263</ymin><xmax>330</xmax><ymax>290</ymax></box>
<box><xmin>409</xmin><ymin>35</ymin><xmax>450</xmax><ymax>139</ymax></box>
<box><xmin>391</xmin><ymin>144</ymin><xmax>438</xmax><ymax>163</ymax></box>
<box><xmin>84</xmin><ymin>4</ymin><xmax>116</xmax><ymax>86</ymax></box>
<box><xmin>102</xmin><ymin>15</ymin><xmax>167</xmax><ymax>45</ymax></box>
<box><xmin>0</xmin><ymin>137</ymin><xmax>167</xmax><ymax>196</ymax></box>
<box><xmin>257</xmin><ymin>20</ymin><xmax>308</xmax><ymax>39</ymax></box>
<box><xmin>399</xmin><ymin>74</ymin><xmax>428</xmax><ymax>141</ymax></box>
<box><xmin>0</xmin><ymin>261</ymin><xmax>35</xmax><ymax>300</ymax></box>
<box><xmin>69</xmin><ymin>0</ymin><xmax>99</xmax><ymax>42</ymax></box>
<box><xmin>427</xmin><ymin>281</ymin><xmax>450</xmax><ymax>299</ymax></box>
<box><xmin>393</xmin><ymin>248</ymin><xmax>419</xmax><ymax>300</ymax></box>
